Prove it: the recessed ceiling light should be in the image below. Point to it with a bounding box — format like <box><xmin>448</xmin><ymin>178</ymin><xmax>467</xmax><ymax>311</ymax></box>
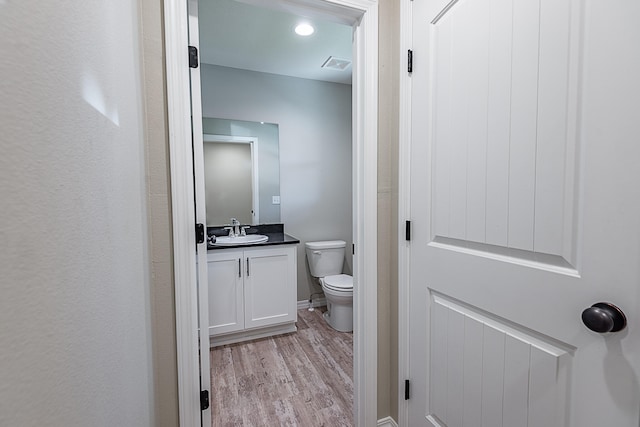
<box><xmin>294</xmin><ymin>23</ymin><xmax>314</xmax><ymax>36</ymax></box>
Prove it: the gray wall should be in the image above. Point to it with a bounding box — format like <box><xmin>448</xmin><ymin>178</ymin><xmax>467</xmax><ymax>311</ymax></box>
<box><xmin>202</xmin><ymin>118</ymin><xmax>281</xmax><ymax>224</ymax></box>
<box><xmin>0</xmin><ymin>0</ymin><xmax>155</xmax><ymax>426</ymax></box>
<box><xmin>200</xmin><ymin>64</ymin><xmax>353</xmax><ymax>302</ymax></box>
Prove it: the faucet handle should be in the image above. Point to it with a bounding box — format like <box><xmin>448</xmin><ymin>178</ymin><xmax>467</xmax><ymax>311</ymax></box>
<box><xmin>223</xmin><ymin>226</ymin><xmax>235</xmax><ymax>237</ymax></box>
<box><xmin>240</xmin><ymin>226</ymin><xmax>250</xmax><ymax>236</ymax></box>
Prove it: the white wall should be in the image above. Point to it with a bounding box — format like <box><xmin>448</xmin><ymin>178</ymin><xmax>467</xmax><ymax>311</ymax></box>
<box><xmin>0</xmin><ymin>1</ymin><xmax>154</xmax><ymax>426</ymax></box>
<box><xmin>201</xmin><ymin>64</ymin><xmax>353</xmax><ymax>301</ymax></box>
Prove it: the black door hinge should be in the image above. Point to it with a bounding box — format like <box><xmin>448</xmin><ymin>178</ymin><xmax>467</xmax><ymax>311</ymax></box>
<box><xmin>405</xmin><ymin>379</ymin><xmax>410</xmax><ymax>400</ymax></box>
<box><xmin>405</xmin><ymin>220</ymin><xmax>411</xmax><ymax>241</ymax></box>
<box><xmin>189</xmin><ymin>46</ymin><xmax>199</xmax><ymax>68</ymax></box>
<box><xmin>195</xmin><ymin>223</ymin><xmax>205</xmax><ymax>244</ymax></box>
<box><xmin>200</xmin><ymin>390</ymin><xmax>210</xmax><ymax>410</ymax></box>
<box><xmin>407</xmin><ymin>49</ymin><xmax>413</xmax><ymax>73</ymax></box>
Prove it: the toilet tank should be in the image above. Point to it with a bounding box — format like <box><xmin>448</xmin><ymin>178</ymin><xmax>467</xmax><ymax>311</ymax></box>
<box><xmin>305</xmin><ymin>240</ymin><xmax>346</xmax><ymax>278</ymax></box>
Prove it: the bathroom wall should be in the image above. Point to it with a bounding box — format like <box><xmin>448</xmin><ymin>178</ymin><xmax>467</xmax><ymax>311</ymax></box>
<box><xmin>0</xmin><ymin>1</ymin><xmax>155</xmax><ymax>426</ymax></box>
<box><xmin>200</xmin><ymin>64</ymin><xmax>353</xmax><ymax>302</ymax></box>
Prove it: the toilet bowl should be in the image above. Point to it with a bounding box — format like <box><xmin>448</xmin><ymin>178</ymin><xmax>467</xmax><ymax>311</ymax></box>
<box><xmin>305</xmin><ymin>240</ymin><xmax>354</xmax><ymax>333</ymax></box>
<box><xmin>321</xmin><ymin>274</ymin><xmax>353</xmax><ymax>332</ymax></box>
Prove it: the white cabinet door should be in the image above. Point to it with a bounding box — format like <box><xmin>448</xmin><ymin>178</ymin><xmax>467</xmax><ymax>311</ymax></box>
<box><xmin>407</xmin><ymin>0</ymin><xmax>640</xmax><ymax>425</ymax></box>
<box><xmin>207</xmin><ymin>249</ymin><xmax>244</xmax><ymax>335</ymax></box>
<box><xmin>244</xmin><ymin>246</ymin><xmax>297</xmax><ymax>330</ymax></box>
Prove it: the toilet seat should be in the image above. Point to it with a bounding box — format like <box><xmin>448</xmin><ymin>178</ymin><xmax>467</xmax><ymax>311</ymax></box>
<box><xmin>322</xmin><ymin>274</ymin><xmax>353</xmax><ymax>293</ymax></box>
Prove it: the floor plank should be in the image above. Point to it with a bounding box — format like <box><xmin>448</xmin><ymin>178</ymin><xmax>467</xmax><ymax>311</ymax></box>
<box><xmin>210</xmin><ymin>307</ymin><xmax>353</xmax><ymax>426</ymax></box>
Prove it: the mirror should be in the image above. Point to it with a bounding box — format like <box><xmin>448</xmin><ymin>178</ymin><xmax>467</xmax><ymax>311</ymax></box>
<box><xmin>202</xmin><ymin>117</ymin><xmax>280</xmax><ymax>226</ymax></box>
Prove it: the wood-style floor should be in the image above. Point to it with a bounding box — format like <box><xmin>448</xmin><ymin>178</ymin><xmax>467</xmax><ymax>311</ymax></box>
<box><xmin>210</xmin><ymin>307</ymin><xmax>353</xmax><ymax>426</ymax></box>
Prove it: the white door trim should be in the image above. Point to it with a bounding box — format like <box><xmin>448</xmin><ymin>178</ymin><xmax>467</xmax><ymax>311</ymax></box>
<box><xmin>163</xmin><ymin>0</ymin><xmax>379</xmax><ymax>426</ymax></box>
<box><xmin>163</xmin><ymin>1</ymin><xmax>201</xmax><ymax>426</ymax></box>
<box><xmin>345</xmin><ymin>2</ymin><xmax>379</xmax><ymax>426</ymax></box>
<box><xmin>397</xmin><ymin>0</ymin><xmax>412</xmax><ymax>425</ymax></box>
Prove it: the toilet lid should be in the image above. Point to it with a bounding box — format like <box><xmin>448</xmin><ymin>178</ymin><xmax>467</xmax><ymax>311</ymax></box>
<box><xmin>323</xmin><ymin>274</ymin><xmax>353</xmax><ymax>290</ymax></box>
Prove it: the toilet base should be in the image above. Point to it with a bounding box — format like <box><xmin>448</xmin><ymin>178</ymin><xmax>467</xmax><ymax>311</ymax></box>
<box><xmin>324</xmin><ymin>301</ymin><xmax>353</xmax><ymax>333</ymax></box>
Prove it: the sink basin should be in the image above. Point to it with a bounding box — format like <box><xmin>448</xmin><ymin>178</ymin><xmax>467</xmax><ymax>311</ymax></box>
<box><xmin>213</xmin><ymin>234</ymin><xmax>269</xmax><ymax>246</ymax></box>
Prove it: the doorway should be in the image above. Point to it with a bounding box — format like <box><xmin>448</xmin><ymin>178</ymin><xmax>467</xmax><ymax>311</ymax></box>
<box><xmin>163</xmin><ymin>0</ymin><xmax>379</xmax><ymax>425</ymax></box>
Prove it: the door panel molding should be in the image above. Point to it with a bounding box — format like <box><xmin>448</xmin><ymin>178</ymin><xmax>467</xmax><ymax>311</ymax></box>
<box><xmin>427</xmin><ymin>292</ymin><xmax>572</xmax><ymax>426</ymax></box>
<box><xmin>427</xmin><ymin>0</ymin><xmax>583</xmax><ymax>266</ymax></box>
<box><xmin>429</xmin><ymin>237</ymin><xmax>579</xmax><ymax>277</ymax></box>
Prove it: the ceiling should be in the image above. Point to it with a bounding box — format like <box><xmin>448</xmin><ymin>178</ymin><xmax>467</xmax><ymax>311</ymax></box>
<box><xmin>198</xmin><ymin>0</ymin><xmax>353</xmax><ymax>85</ymax></box>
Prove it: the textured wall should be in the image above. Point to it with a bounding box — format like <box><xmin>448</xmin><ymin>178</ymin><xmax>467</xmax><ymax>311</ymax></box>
<box><xmin>0</xmin><ymin>1</ymin><xmax>154</xmax><ymax>426</ymax></box>
<box><xmin>200</xmin><ymin>64</ymin><xmax>353</xmax><ymax>303</ymax></box>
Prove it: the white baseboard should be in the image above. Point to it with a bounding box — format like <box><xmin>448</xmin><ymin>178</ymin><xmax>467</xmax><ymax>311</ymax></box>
<box><xmin>377</xmin><ymin>416</ymin><xmax>398</xmax><ymax>427</ymax></box>
<box><xmin>209</xmin><ymin>323</ymin><xmax>297</xmax><ymax>347</ymax></box>
<box><xmin>297</xmin><ymin>297</ymin><xmax>327</xmax><ymax>310</ymax></box>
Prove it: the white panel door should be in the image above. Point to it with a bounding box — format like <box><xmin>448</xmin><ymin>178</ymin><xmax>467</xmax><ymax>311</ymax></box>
<box><xmin>407</xmin><ymin>0</ymin><xmax>640</xmax><ymax>425</ymax></box>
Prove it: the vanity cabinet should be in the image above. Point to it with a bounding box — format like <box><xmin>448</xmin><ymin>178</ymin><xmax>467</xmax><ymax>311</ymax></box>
<box><xmin>207</xmin><ymin>244</ymin><xmax>297</xmax><ymax>346</ymax></box>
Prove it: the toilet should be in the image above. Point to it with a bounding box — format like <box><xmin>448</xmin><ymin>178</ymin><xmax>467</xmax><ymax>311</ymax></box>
<box><xmin>305</xmin><ymin>240</ymin><xmax>353</xmax><ymax>332</ymax></box>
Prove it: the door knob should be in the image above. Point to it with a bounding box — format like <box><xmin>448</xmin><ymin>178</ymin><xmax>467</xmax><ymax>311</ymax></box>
<box><xmin>581</xmin><ymin>302</ymin><xmax>627</xmax><ymax>333</ymax></box>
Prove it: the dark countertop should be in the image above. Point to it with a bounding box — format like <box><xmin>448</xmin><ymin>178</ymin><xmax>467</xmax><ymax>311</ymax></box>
<box><xmin>206</xmin><ymin>223</ymin><xmax>299</xmax><ymax>250</ymax></box>
<box><xmin>207</xmin><ymin>232</ymin><xmax>299</xmax><ymax>250</ymax></box>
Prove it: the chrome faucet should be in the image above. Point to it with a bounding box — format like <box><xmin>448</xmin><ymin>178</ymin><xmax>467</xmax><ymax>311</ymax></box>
<box><xmin>224</xmin><ymin>218</ymin><xmax>243</xmax><ymax>237</ymax></box>
<box><xmin>223</xmin><ymin>218</ymin><xmax>241</xmax><ymax>237</ymax></box>
<box><xmin>231</xmin><ymin>218</ymin><xmax>240</xmax><ymax>237</ymax></box>
<box><xmin>223</xmin><ymin>226</ymin><xmax>235</xmax><ymax>237</ymax></box>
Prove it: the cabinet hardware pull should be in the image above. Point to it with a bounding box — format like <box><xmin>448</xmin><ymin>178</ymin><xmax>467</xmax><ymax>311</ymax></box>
<box><xmin>247</xmin><ymin>258</ymin><xmax>250</xmax><ymax>276</ymax></box>
<box><xmin>238</xmin><ymin>258</ymin><xmax>241</xmax><ymax>278</ymax></box>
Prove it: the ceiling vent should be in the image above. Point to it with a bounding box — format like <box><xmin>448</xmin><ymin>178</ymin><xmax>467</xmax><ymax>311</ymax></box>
<box><xmin>321</xmin><ymin>56</ymin><xmax>351</xmax><ymax>71</ymax></box>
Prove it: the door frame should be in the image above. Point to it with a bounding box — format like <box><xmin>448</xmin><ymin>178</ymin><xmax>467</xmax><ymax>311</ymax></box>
<box><xmin>163</xmin><ymin>0</ymin><xmax>379</xmax><ymax>425</ymax></box>
<box><xmin>397</xmin><ymin>1</ymin><xmax>412</xmax><ymax>425</ymax></box>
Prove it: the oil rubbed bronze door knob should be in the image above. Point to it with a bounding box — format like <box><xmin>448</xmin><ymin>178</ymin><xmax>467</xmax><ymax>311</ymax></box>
<box><xmin>581</xmin><ymin>303</ymin><xmax>627</xmax><ymax>333</ymax></box>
